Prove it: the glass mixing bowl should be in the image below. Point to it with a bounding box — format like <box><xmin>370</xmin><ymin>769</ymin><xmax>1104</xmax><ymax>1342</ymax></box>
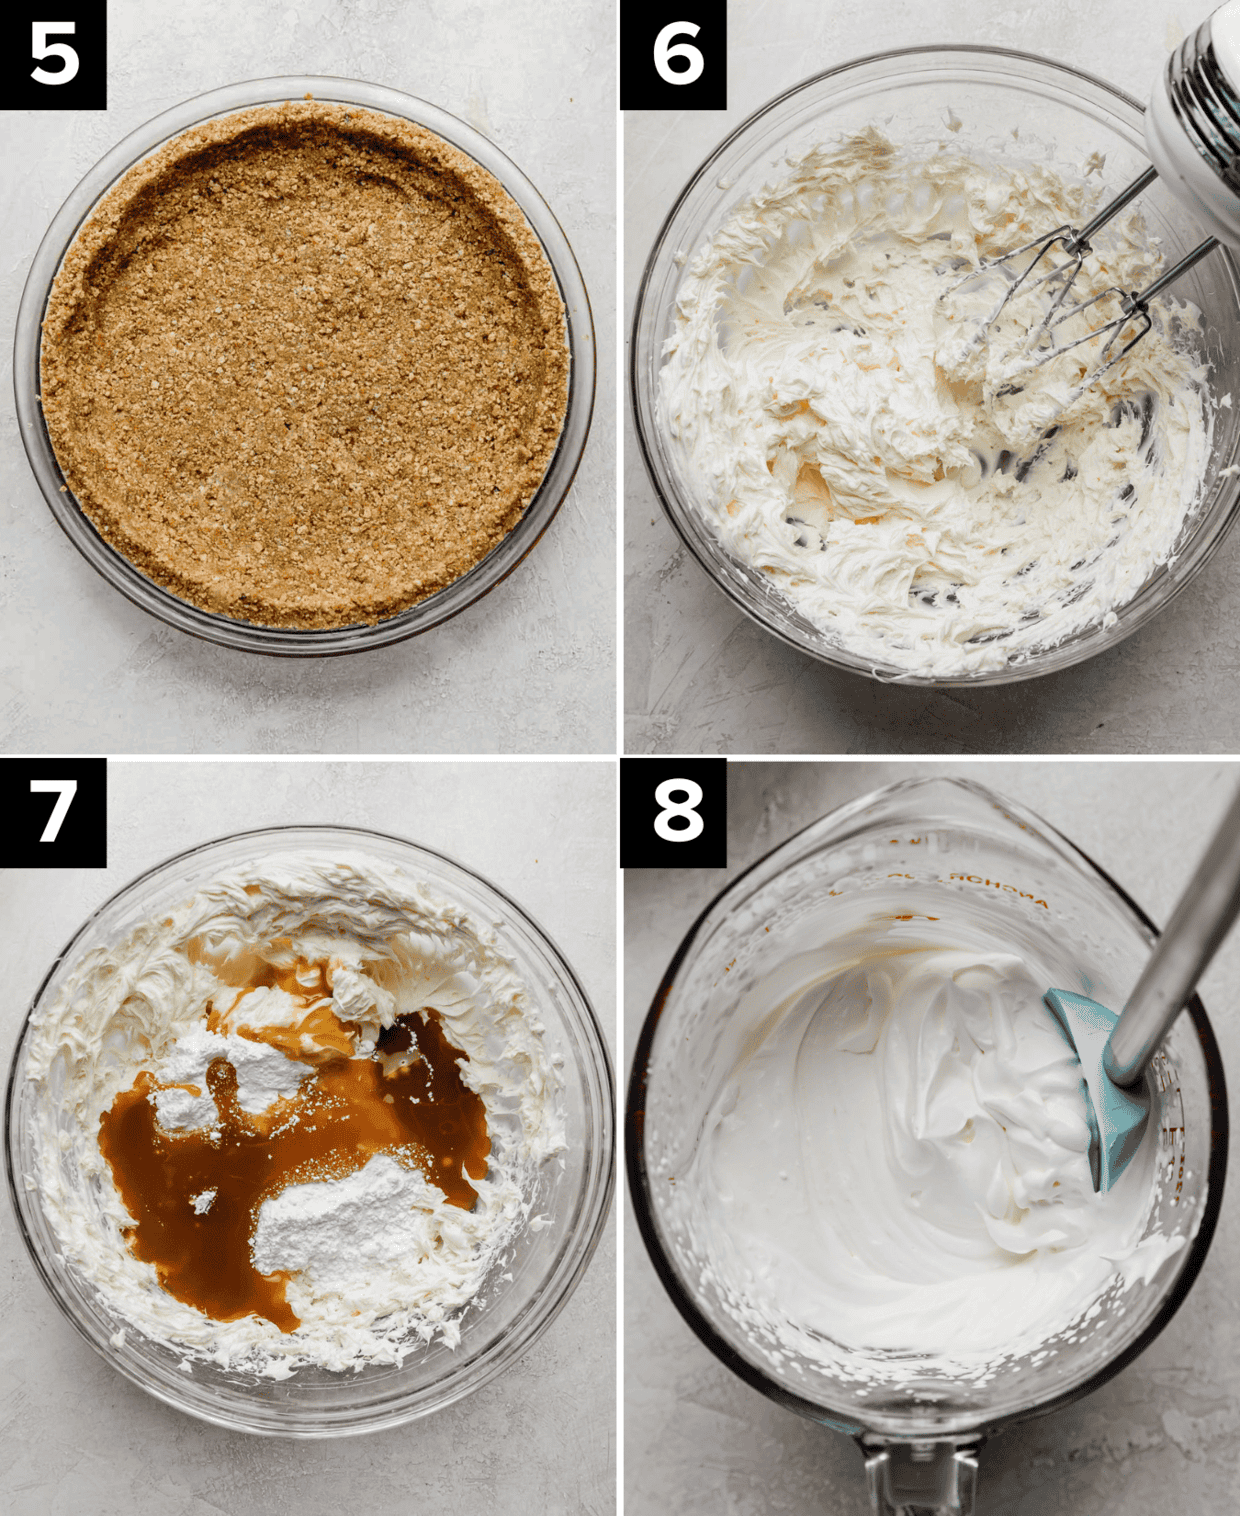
<box><xmin>627</xmin><ymin>777</ymin><xmax>1227</xmax><ymax>1513</ymax></box>
<box><xmin>6</xmin><ymin>825</ymin><xmax>614</xmax><ymax>1436</ymax></box>
<box><xmin>14</xmin><ymin>76</ymin><xmax>595</xmax><ymax>657</ymax></box>
<box><xmin>630</xmin><ymin>47</ymin><xmax>1240</xmax><ymax>685</ymax></box>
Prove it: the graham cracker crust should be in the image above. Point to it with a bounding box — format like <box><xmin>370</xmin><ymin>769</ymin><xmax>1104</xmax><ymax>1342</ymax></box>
<box><xmin>40</xmin><ymin>99</ymin><xmax>569</xmax><ymax>629</ymax></box>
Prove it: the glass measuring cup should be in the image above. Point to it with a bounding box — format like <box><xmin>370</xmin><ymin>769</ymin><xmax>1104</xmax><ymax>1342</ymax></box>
<box><xmin>627</xmin><ymin>777</ymin><xmax>1227</xmax><ymax>1513</ymax></box>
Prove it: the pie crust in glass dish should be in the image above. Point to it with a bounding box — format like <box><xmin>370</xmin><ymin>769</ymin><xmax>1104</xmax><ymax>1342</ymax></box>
<box><xmin>40</xmin><ymin>99</ymin><xmax>569</xmax><ymax>630</ymax></box>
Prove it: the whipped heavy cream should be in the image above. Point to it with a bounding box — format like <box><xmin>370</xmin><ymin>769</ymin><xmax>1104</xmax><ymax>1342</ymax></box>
<box><xmin>660</xmin><ymin>130</ymin><xmax>1213</xmax><ymax>675</ymax></box>
<box><xmin>666</xmin><ymin>907</ymin><xmax>1183</xmax><ymax>1387</ymax></box>
<box><xmin>24</xmin><ymin>853</ymin><xmax>565</xmax><ymax>1378</ymax></box>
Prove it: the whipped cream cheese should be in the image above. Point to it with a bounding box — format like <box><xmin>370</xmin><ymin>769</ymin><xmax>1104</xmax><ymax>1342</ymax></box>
<box><xmin>665</xmin><ymin>904</ymin><xmax>1184</xmax><ymax>1388</ymax></box>
<box><xmin>24</xmin><ymin>853</ymin><xmax>566</xmax><ymax>1378</ymax></box>
<box><xmin>660</xmin><ymin>129</ymin><xmax>1213</xmax><ymax>675</ymax></box>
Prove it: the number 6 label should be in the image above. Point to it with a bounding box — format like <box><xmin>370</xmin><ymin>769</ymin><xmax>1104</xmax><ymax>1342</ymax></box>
<box><xmin>654</xmin><ymin>23</ymin><xmax>704</xmax><ymax>86</ymax></box>
<box><xmin>620</xmin><ymin>6</ymin><xmax>727</xmax><ymax>112</ymax></box>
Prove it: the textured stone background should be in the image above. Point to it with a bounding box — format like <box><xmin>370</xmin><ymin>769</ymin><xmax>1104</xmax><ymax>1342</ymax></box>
<box><xmin>0</xmin><ymin>0</ymin><xmax>615</xmax><ymax>754</ymax></box>
<box><xmin>623</xmin><ymin>0</ymin><xmax>1240</xmax><ymax>754</ymax></box>
<box><xmin>625</xmin><ymin>761</ymin><xmax>1240</xmax><ymax>1513</ymax></box>
<box><xmin>0</xmin><ymin>760</ymin><xmax>615</xmax><ymax>1514</ymax></box>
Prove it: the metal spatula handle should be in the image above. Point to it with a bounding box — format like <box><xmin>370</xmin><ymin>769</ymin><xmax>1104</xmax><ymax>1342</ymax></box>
<box><xmin>1104</xmin><ymin>786</ymin><xmax>1240</xmax><ymax>1085</ymax></box>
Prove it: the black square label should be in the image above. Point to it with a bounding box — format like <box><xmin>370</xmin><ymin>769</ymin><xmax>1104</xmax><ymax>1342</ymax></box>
<box><xmin>2</xmin><ymin>758</ymin><xmax>107</xmax><ymax>867</ymax></box>
<box><xmin>2</xmin><ymin>3</ymin><xmax>108</xmax><ymax>111</ymax></box>
<box><xmin>620</xmin><ymin>3</ymin><xmax>727</xmax><ymax>112</ymax></box>
<box><xmin>620</xmin><ymin>758</ymin><xmax>727</xmax><ymax>868</ymax></box>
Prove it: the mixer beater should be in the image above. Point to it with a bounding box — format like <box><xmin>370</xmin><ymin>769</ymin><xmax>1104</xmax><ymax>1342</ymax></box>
<box><xmin>943</xmin><ymin>3</ymin><xmax>1240</xmax><ymax>414</ymax></box>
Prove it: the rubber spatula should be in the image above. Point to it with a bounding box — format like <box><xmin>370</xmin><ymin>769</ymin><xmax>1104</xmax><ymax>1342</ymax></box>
<box><xmin>1044</xmin><ymin>785</ymin><xmax>1240</xmax><ymax>1194</ymax></box>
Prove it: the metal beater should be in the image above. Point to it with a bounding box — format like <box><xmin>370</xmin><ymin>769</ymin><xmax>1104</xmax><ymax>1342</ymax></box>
<box><xmin>944</xmin><ymin>3</ymin><xmax>1240</xmax><ymax>408</ymax></box>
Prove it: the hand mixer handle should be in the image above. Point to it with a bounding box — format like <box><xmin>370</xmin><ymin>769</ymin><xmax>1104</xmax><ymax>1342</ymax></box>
<box><xmin>1104</xmin><ymin>785</ymin><xmax>1240</xmax><ymax>1085</ymax></box>
<box><xmin>1145</xmin><ymin>1</ymin><xmax>1240</xmax><ymax>247</ymax></box>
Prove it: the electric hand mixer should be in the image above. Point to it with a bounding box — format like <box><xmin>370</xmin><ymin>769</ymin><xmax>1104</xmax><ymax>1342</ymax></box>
<box><xmin>947</xmin><ymin>2</ymin><xmax>1240</xmax><ymax>412</ymax></box>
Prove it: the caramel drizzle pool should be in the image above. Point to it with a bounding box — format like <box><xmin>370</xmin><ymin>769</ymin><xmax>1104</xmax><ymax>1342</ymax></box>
<box><xmin>97</xmin><ymin>959</ymin><xmax>490</xmax><ymax>1332</ymax></box>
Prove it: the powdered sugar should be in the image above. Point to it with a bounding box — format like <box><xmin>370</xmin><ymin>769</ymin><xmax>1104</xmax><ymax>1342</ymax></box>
<box><xmin>153</xmin><ymin>1021</ymin><xmax>311</xmax><ymax>1130</ymax></box>
<box><xmin>252</xmin><ymin>1154</ymin><xmax>509</xmax><ymax>1349</ymax></box>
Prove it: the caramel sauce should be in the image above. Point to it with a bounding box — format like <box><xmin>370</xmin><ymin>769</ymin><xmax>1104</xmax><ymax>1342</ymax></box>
<box><xmin>206</xmin><ymin>958</ymin><xmax>356</xmax><ymax>1065</ymax></box>
<box><xmin>97</xmin><ymin>963</ymin><xmax>490</xmax><ymax>1332</ymax></box>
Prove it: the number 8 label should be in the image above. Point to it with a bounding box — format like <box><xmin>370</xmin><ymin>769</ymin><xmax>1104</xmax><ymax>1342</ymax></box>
<box><xmin>654</xmin><ymin>778</ymin><xmax>705</xmax><ymax>842</ymax></box>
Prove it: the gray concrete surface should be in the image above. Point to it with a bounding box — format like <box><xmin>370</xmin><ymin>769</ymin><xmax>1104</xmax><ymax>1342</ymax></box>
<box><xmin>623</xmin><ymin>0</ymin><xmax>1240</xmax><ymax>754</ymax></box>
<box><xmin>1</xmin><ymin>0</ymin><xmax>615</xmax><ymax>755</ymax></box>
<box><xmin>625</xmin><ymin>760</ymin><xmax>1240</xmax><ymax>1513</ymax></box>
<box><xmin>0</xmin><ymin>759</ymin><xmax>615</xmax><ymax>1515</ymax></box>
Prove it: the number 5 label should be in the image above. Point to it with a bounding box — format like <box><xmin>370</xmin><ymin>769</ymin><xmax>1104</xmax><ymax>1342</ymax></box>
<box><xmin>620</xmin><ymin>5</ymin><xmax>727</xmax><ymax>112</ymax></box>
<box><xmin>3</xmin><ymin>3</ymin><xmax>107</xmax><ymax>110</ymax></box>
<box><xmin>32</xmin><ymin>21</ymin><xmax>80</xmax><ymax>84</ymax></box>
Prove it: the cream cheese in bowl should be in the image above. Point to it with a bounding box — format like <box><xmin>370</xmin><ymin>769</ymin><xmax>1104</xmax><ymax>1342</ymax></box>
<box><xmin>631</xmin><ymin>49</ymin><xmax>1240</xmax><ymax>684</ymax></box>
<box><xmin>660</xmin><ymin>129</ymin><xmax>1211</xmax><ymax>676</ymax></box>
<box><xmin>7</xmin><ymin>827</ymin><xmax>613</xmax><ymax>1434</ymax></box>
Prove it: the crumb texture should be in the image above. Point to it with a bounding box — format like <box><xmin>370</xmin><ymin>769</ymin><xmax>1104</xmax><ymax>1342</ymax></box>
<box><xmin>41</xmin><ymin>100</ymin><xmax>569</xmax><ymax>628</ymax></box>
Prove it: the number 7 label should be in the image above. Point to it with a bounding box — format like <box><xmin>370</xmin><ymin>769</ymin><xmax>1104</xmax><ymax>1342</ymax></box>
<box><xmin>3</xmin><ymin>759</ymin><xmax>106</xmax><ymax>867</ymax></box>
<box><xmin>30</xmin><ymin>779</ymin><xmax>78</xmax><ymax>841</ymax></box>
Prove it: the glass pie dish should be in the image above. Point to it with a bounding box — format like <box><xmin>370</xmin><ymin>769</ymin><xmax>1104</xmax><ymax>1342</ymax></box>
<box><xmin>5</xmin><ymin>825</ymin><xmax>614</xmax><ymax>1436</ymax></box>
<box><xmin>14</xmin><ymin>76</ymin><xmax>595</xmax><ymax>656</ymax></box>
<box><xmin>629</xmin><ymin>47</ymin><xmax>1240</xmax><ymax>685</ymax></box>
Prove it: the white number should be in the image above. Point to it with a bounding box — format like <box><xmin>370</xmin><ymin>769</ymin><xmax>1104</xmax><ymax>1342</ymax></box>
<box><xmin>32</xmin><ymin>22</ymin><xmax>80</xmax><ymax>86</ymax></box>
<box><xmin>654</xmin><ymin>22</ymin><xmax>705</xmax><ymax>86</ymax></box>
<box><xmin>31</xmin><ymin>779</ymin><xmax>77</xmax><ymax>842</ymax></box>
<box><xmin>655</xmin><ymin>778</ymin><xmax>704</xmax><ymax>843</ymax></box>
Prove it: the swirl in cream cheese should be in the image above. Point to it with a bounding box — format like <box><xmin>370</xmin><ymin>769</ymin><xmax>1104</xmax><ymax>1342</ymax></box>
<box><xmin>660</xmin><ymin>129</ymin><xmax>1213</xmax><ymax>675</ymax></box>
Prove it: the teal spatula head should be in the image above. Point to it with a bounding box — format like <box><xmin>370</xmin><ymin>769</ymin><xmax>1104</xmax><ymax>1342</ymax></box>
<box><xmin>1043</xmin><ymin>989</ymin><xmax>1150</xmax><ymax>1193</ymax></box>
